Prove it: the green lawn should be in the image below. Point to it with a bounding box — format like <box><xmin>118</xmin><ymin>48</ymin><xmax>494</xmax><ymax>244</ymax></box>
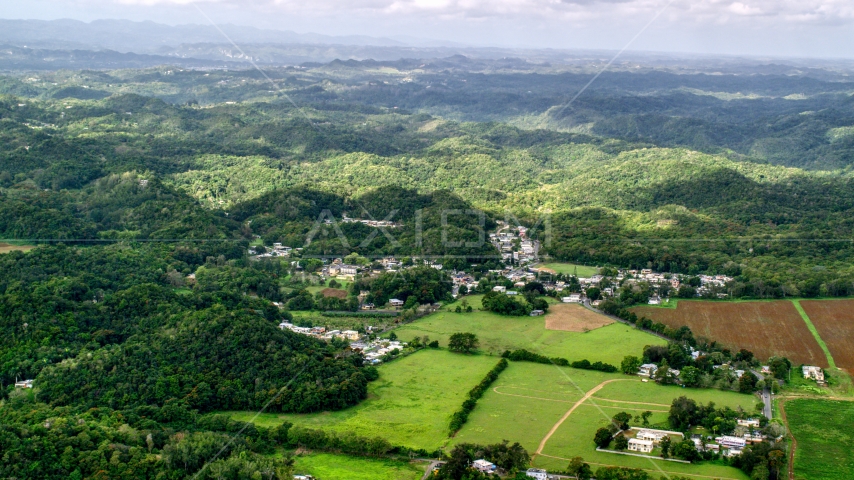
<box><xmin>292</xmin><ymin>453</ymin><xmax>425</xmax><ymax>480</ymax></box>
<box><xmin>227</xmin><ymin>349</ymin><xmax>498</xmax><ymax>450</ymax></box>
<box><xmin>393</xmin><ymin>296</ymin><xmax>664</xmax><ymax>365</ymax></box>
<box><xmin>538</xmin><ymin>262</ymin><xmax>599</xmax><ymax>277</ymax></box>
<box><xmin>452</xmin><ymin>361</ymin><xmax>756</xmax><ymax>480</ymax></box>
<box><xmin>536</xmin><ymin>405</ymin><xmax>750</xmax><ymax>480</ymax></box>
<box><xmin>787</xmin><ymin>399</ymin><xmax>854</xmax><ymax>480</ymax></box>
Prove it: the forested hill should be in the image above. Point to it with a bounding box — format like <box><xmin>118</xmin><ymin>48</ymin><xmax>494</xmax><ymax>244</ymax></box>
<box><xmin>3</xmin><ymin>82</ymin><xmax>854</xmax><ymax>292</ymax></box>
<box><xmin>3</xmin><ymin>60</ymin><xmax>853</xmax><ymax>169</ymax></box>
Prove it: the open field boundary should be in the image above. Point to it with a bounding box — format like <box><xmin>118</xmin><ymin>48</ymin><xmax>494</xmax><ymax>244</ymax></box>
<box><xmin>536</xmin><ymin>454</ymin><xmax>744</xmax><ymax>480</ymax></box>
<box><xmin>595</xmin><ymin>448</ymin><xmax>691</xmax><ymax>463</ymax></box>
<box><xmin>791</xmin><ymin>300</ymin><xmax>836</xmax><ymax>369</ymax></box>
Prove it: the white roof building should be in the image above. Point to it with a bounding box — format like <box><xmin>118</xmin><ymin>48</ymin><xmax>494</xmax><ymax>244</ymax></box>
<box><xmin>628</xmin><ymin>438</ymin><xmax>654</xmax><ymax>453</ymax></box>
<box><xmin>526</xmin><ymin>468</ymin><xmax>548</xmax><ymax>480</ymax></box>
<box><xmin>472</xmin><ymin>459</ymin><xmax>496</xmax><ymax>473</ymax></box>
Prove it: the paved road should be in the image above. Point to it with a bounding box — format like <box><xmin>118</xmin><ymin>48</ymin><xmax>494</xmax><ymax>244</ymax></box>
<box><xmin>419</xmin><ymin>461</ymin><xmax>443</xmax><ymax>480</ymax></box>
<box><xmin>760</xmin><ymin>387</ymin><xmax>773</xmax><ymax>419</ymax></box>
<box><xmin>749</xmin><ymin>369</ymin><xmax>773</xmax><ymax>420</ymax></box>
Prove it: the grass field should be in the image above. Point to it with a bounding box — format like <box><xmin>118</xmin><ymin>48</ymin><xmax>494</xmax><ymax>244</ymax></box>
<box><xmin>292</xmin><ymin>453</ymin><xmax>425</xmax><ymax>480</ymax></box>
<box><xmin>394</xmin><ymin>296</ymin><xmax>664</xmax><ymax>365</ymax></box>
<box><xmin>545</xmin><ymin>303</ymin><xmax>614</xmax><ymax>332</ymax></box>
<box><xmin>0</xmin><ymin>243</ymin><xmax>35</xmax><ymax>254</ymax></box>
<box><xmin>452</xmin><ymin>362</ymin><xmax>756</xmax><ymax>480</ymax></box>
<box><xmin>799</xmin><ymin>299</ymin><xmax>854</xmax><ymax>370</ymax></box>
<box><xmin>537</xmin><ymin>263</ymin><xmax>599</xmax><ymax>278</ymax></box>
<box><xmin>227</xmin><ymin>349</ymin><xmax>498</xmax><ymax>450</ymax></box>
<box><xmin>632</xmin><ymin>300</ymin><xmax>828</xmax><ymax>366</ymax></box>
<box><xmin>786</xmin><ymin>399</ymin><xmax>854</xmax><ymax>480</ymax></box>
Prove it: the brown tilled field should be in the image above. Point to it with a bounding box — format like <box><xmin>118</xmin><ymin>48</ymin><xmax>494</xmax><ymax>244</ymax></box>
<box><xmin>545</xmin><ymin>303</ymin><xmax>614</xmax><ymax>332</ymax></box>
<box><xmin>320</xmin><ymin>288</ymin><xmax>348</xmax><ymax>299</ymax></box>
<box><xmin>632</xmin><ymin>301</ymin><xmax>828</xmax><ymax>367</ymax></box>
<box><xmin>800</xmin><ymin>300</ymin><xmax>854</xmax><ymax>370</ymax></box>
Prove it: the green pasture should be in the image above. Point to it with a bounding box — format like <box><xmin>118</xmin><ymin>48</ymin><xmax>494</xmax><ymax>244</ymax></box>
<box><xmin>393</xmin><ymin>296</ymin><xmax>664</xmax><ymax>365</ymax></box>
<box><xmin>537</xmin><ymin>262</ymin><xmax>599</xmax><ymax>277</ymax></box>
<box><xmin>227</xmin><ymin>349</ymin><xmax>498</xmax><ymax>450</ymax></box>
<box><xmin>786</xmin><ymin>399</ymin><xmax>854</xmax><ymax>480</ymax></box>
<box><xmin>292</xmin><ymin>453</ymin><xmax>425</xmax><ymax>480</ymax></box>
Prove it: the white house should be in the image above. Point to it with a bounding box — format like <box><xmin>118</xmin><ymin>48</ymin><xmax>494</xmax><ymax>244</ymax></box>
<box><xmin>526</xmin><ymin>468</ymin><xmax>548</xmax><ymax>480</ymax></box>
<box><xmin>717</xmin><ymin>436</ymin><xmax>747</xmax><ymax>449</ymax></box>
<box><xmin>530</xmin><ymin>309</ymin><xmax>545</xmax><ymax>316</ymax></box>
<box><xmin>561</xmin><ymin>293</ymin><xmax>582</xmax><ymax>303</ymax></box>
<box><xmin>628</xmin><ymin>438</ymin><xmax>654</xmax><ymax>453</ymax></box>
<box><xmin>341</xmin><ymin>330</ymin><xmax>361</xmax><ymax>341</ymax></box>
<box><xmin>390</xmin><ymin>298</ymin><xmax>405</xmax><ymax>308</ymax></box>
<box><xmin>472</xmin><ymin>459</ymin><xmax>496</xmax><ymax>473</ymax></box>
<box><xmin>648</xmin><ymin>296</ymin><xmax>662</xmax><ymax>305</ymax></box>
<box><xmin>14</xmin><ymin>379</ymin><xmax>34</xmax><ymax>389</ymax></box>
<box><xmin>638</xmin><ymin>364</ymin><xmax>659</xmax><ymax>377</ymax></box>
<box><xmin>506</xmin><ymin>290</ymin><xmax>518</xmax><ymax>296</ymax></box>
<box><xmin>636</xmin><ymin>430</ymin><xmax>669</xmax><ymax>443</ymax></box>
<box><xmin>802</xmin><ymin>365</ymin><xmax>825</xmax><ymax>384</ymax></box>
<box><xmin>737</xmin><ymin>419</ymin><xmax>761</xmax><ymax>428</ymax></box>
<box><xmin>492</xmin><ymin>286</ymin><xmax>507</xmax><ymax>293</ymax></box>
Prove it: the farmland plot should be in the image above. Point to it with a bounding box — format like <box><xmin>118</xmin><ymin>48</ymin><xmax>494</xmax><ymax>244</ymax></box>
<box><xmin>632</xmin><ymin>301</ymin><xmax>828</xmax><ymax>366</ymax></box>
<box><xmin>800</xmin><ymin>300</ymin><xmax>854</xmax><ymax>370</ymax></box>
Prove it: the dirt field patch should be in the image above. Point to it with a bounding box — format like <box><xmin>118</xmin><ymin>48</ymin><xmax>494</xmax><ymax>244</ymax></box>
<box><xmin>545</xmin><ymin>304</ymin><xmax>614</xmax><ymax>332</ymax></box>
<box><xmin>320</xmin><ymin>288</ymin><xmax>348</xmax><ymax>299</ymax></box>
<box><xmin>0</xmin><ymin>243</ymin><xmax>35</xmax><ymax>254</ymax></box>
<box><xmin>632</xmin><ymin>301</ymin><xmax>828</xmax><ymax>367</ymax></box>
<box><xmin>800</xmin><ymin>300</ymin><xmax>854</xmax><ymax>370</ymax></box>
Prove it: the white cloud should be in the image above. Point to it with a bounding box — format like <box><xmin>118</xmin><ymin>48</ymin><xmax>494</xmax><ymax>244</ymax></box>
<box><xmin>97</xmin><ymin>0</ymin><xmax>854</xmax><ymax>25</ymax></box>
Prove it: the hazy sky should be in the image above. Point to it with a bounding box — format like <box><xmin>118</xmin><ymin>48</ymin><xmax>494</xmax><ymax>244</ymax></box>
<box><xmin>1</xmin><ymin>0</ymin><xmax>853</xmax><ymax>58</ymax></box>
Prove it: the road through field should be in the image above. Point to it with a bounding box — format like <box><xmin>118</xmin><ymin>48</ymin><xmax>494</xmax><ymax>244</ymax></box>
<box><xmin>534</xmin><ymin>379</ymin><xmax>634</xmax><ymax>456</ymax></box>
<box><xmin>537</xmin><ymin>454</ymin><xmax>743</xmax><ymax>480</ymax></box>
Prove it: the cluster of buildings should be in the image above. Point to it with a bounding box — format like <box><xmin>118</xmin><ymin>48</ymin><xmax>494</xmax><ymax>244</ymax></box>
<box><xmin>350</xmin><ymin>339</ymin><xmax>409</xmax><ymax>364</ymax></box>
<box><xmin>626</xmin><ymin>428</ymin><xmax>683</xmax><ymax>454</ymax></box>
<box><xmin>249</xmin><ymin>243</ymin><xmax>295</xmax><ymax>259</ymax></box>
<box><xmin>490</xmin><ymin>223</ymin><xmax>538</xmax><ymax>265</ymax></box>
<box><xmin>278</xmin><ymin>322</ymin><xmax>361</xmax><ymax>342</ymax></box>
<box><xmin>340</xmin><ymin>215</ymin><xmax>402</xmax><ymax>229</ymax></box>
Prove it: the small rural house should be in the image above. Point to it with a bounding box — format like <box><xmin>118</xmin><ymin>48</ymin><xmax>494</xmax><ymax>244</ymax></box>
<box><xmin>14</xmin><ymin>379</ymin><xmax>34</xmax><ymax>389</ymax></box>
<box><xmin>561</xmin><ymin>293</ymin><xmax>582</xmax><ymax>303</ymax></box>
<box><xmin>492</xmin><ymin>286</ymin><xmax>507</xmax><ymax>293</ymax></box>
<box><xmin>648</xmin><ymin>296</ymin><xmax>662</xmax><ymax>305</ymax></box>
<box><xmin>802</xmin><ymin>365</ymin><xmax>825</xmax><ymax>384</ymax></box>
<box><xmin>628</xmin><ymin>438</ymin><xmax>654</xmax><ymax>453</ymax></box>
<box><xmin>472</xmin><ymin>459</ymin><xmax>496</xmax><ymax>473</ymax></box>
<box><xmin>737</xmin><ymin>419</ymin><xmax>761</xmax><ymax>428</ymax></box>
<box><xmin>636</xmin><ymin>430</ymin><xmax>669</xmax><ymax>443</ymax></box>
<box><xmin>717</xmin><ymin>436</ymin><xmax>747</xmax><ymax>449</ymax></box>
<box><xmin>638</xmin><ymin>364</ymin><xmax>659</xmax><ymax>377</ymax></box>
<box><xmin>389</xmin><ymin>298</ymin><xmax>405</xmax><ymax>308</ymax></box>
<box><xmin>530</xmin><ymin>309</ymin><xmax>545</xmax><ymax>316</ymax></box>
<box><xmin>341</xmin><ymin>330</ymin><xmax>361</xmax><ymax>341</ymax></box>
<box><xmin>526</xmin><ymin>468</ymin><xmax>548</xmax><ymax>480</ymax></box>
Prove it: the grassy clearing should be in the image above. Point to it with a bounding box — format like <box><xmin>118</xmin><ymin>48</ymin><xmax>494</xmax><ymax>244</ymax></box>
<box><xmin>786</xmin><ymin>399</ymin><xmax>854</xmax><ymax>480</ymax></box>
<box><xmin>0</xmin><ymin>243</ymin><xmax>35</xmax><ymax>254</ymax></box>
<box><xmin>227</xmin><ymin>349</ymin><xmax>498</xmax><ymax>450</ymax></box>
<box><xmin>450</xmin><ymin>362</ymin><xmax>608</xmax><ymax>451</ymax></box>
<box><xmin>591</xmin><ymin>381</ymin><xmax>761</xmax><ymax>412</ymax></box>
<box><xmin>394</xmin><ymin>296</ymin><xmax>664</xmax><ymax>365</ymax></box>
<box><xmin>791</xmin><ymin>300</ymin><xmax>837</xmax><ymax>369</ymax></box>
<box><xmin>292</xmin><ymin>453</ymin><xmax>425</xmax><ymax>480</ymax></box>
<box><xmin>536</xmin><ymin>406</ymin><xmax>750</xmax><ymax>480</ymax></box>
<box><xmin>452</xmin><ymin>361</ymin><xmax>756</xmax><ymax>480</ymax></box>
<box><xmin>538</xmin><ymin>262</ymin><xmax>599</xmax><ymax>277</ymax></box>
